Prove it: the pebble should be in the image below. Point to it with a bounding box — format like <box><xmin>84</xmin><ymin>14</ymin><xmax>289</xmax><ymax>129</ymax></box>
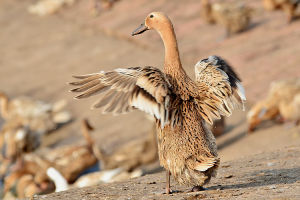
<box><xmin>269</xmin><ymin>185</ymin><xmax>276</xmax><ymax>189</ymax></box>
<box><xmin>224</xmin><ymin>175</ymin><xmax>233</xmax><ymax>179</ymax></box>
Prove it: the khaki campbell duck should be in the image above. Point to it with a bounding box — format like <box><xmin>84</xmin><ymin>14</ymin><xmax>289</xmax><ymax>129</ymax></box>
<box><xmin>247</xmin><ymin>78</ymin><xmax>300</xmax><ymax>132</ymax></box>
<box><xmin>0</xmin><ymin>92</ymin><xmax>71</xmax><ymax>135</ymax></box>
<box><xmin>70</xmin><ymin>12</ymin><xmax>245</xmax><ymax>193</ymax></box>
<box><xmin>263</xmin><ymin>0</ymin><xmax>300</xmax><ymax>22</ymax></box>
<box><xmin>201</xmin><ymin>0</ymin><xmax>253</xmax><ymax>37</ymax></box>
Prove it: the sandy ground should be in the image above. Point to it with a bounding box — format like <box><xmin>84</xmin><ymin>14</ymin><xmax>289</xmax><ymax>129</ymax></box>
<box><xmin>0</xmin><ymin>0</ymin><xmax>300</xmax><ymax>199</ymax></box>
<box><xmin>36</xmin><ymin>146</ymin><xmax>300</xmax><ymax>200</ymax></box>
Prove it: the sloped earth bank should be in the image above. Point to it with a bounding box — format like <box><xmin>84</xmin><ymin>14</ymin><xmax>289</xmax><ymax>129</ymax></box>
<box><xmin>0</xmin><ymin>0</ymin><xmax>299</xmax><ymax>160</ymax></box>
<box><xmin>35</xmin><ymin>146</ymin><xmax>300</xmax><ymax>200</ymax></box>
<box><xmin>0</xmin><ymin>0</ymin><xmax>300</xmax><ymax>199</ymax></box>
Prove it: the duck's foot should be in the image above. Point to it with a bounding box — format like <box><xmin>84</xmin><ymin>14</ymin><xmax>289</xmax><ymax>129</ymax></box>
<box><xmin>191</xmin><ymin>186</ymin><xmax>207</xmax><ymax>192</ymax></box>
<box><xmin>165</xmin><ymin>188</ymin><xmax>172</xmax><ymax>194</ymax></box>
<box><xmin>163</xmin><ymin>189</ymin><xmax>181</xmax><ymax>194</ymax></box>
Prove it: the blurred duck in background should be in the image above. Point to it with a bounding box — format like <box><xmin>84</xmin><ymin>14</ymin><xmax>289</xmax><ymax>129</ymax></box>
<box><xmin>263</xmin><ymin>0</ymin><xmax>300</xmax><ymax>22</ymax></box>
<box><xmin>92</xmin><ymin>0</ymin><xmax>120</xmax><ymax>14</ymax></box>
<box><xmin>27</xmin><ymin>0</ymin><xmax>121</xmax><ymax>16</ymax></box>
<box><xmin>0</xmin><ymin>118</ymin><xmax>40</xmax><ymax>162</ymax></box>
<box><xmin>28</xmin><ymin>0</ymin><xmax>76</xmax><ymax>16</ymax></box>
<box><xmin>1</xmin><ymin>119</ymin><xmax>156</xmax><ymax>199</ymax></box>
<box><xmin>0</xmin><ymin>92</ymin><xmax>72</xmax><ymax>135</ymax></box>
<box><xmin>3</xmin><ymin>153</ymin><xmax>55</xmax><ymax>199</ymax></box>
<box><xmin>2</xmin><ymin>119</ymin><xmax>98</xmax><ymax>199</ymax></box>
<box><xmin>91</xmin><ymin>121</ymin><xmax>158</xmax><ymax>171</ymax></box>
<box><xmin>247</xmin><ymin>78</ymin><xmax>300</xmax><ymax>132</ymax></box>
<box><xmin>201</xmin><ymin>0</ymin><xmax>253</xmax><ymax>37</ymax></box>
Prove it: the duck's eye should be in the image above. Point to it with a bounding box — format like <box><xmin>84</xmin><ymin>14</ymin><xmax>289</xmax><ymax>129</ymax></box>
<box><xmin>150</xmin><ymin>14</ymin><xmax>154</xmax><ymax>18</ymax></box>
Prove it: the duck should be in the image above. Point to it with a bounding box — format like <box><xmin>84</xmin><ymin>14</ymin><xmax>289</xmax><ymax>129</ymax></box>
<box><xmin>201</xmin><ymin>0</ymin><xmax>253</xmax><ymax>37</ymax></box>
<box><xmin>0</xmin><ymin>117</ymin><xmax>40</xmax><ymax>161</ymax></box>
<box><xmin>200</xmin><ymin>0</ymin><xmax>215</xmax><ymax>24</ymax></box>
<box><xmin>0</xmin><ymin>92</ymin><xmax>71</xmax><ymax>135</ymax></box>
<box><xmin>247</xmin><ymin>78</ymin><xmax>300</xmax><ymax>132</ymax></box>
<box><xmin>263</xmin><ymin>0</ymin><xmax>300</xmax><ymax>22</ymax></box>
<box><xmin>2</xmin><ymin>119</ymin><xmax>100</xmax><ymax>198</ymax></box>
<box><xmin>72</xmin><ymin>167</ymin><xmax>143</xmax><ymax>188</ymax></box>
<box><xmin>69</xmin><ymin>12</ymin><xmax>245</xmax><ymax>193</ymax></box>
<box><xmin>41</xmin><ymin>119</ymin><xmax>99</xmax><ymax>183</ymax></box>
<box><xmin>3</xmin><ymin>153</ymin><xmax>56</xmax><ymax>199</ymax></box>
<box><xmin>84</xmin><ymin>119</ymin><xmax>158</xmax><ymax>171</ymax></box>
<box><xmin>92</xmin><ymin>0</ymin><xmax>120</xmax><ymax>12</ymax></box>
<box><xmin>27</xmin><ymin>0</ymin><xmax>76</xmax><ymax>16</ymax></box>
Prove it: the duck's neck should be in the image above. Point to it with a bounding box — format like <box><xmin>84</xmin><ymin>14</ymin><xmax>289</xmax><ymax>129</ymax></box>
<box><xmin>0</xmin><ymin>93</ymin><xmax>9</xmax><ymax>119</ymax></box>
<box><xmin>159</xmin><ymin>24</ymin><xmax>185</xmax><ymax>77</ymax></box>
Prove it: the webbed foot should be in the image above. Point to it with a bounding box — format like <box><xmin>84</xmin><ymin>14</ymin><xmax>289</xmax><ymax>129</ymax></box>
<box><xmin>191</xmin><ymin>186</ymin><xmax>207</xmax><ymax>192</ymax></box>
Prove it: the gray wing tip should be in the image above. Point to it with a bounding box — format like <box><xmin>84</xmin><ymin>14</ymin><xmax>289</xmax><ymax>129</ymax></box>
<box><xmin>72</xmin><ymin>75</ymin><xmax>84</xmax><ymax>79</ymax></box>
<box><xmin>74</xmin><ymin>94</ymin><xmax>88</xmax><ymax>99</ymax></box>
<box><xmin>69</xmin><ymin>81</ymin><xmax>80</xmax><ymax>86</ymax></box>
<box><xmin>70</xmin><ymin>88</ymin><xmax>81</xmax><ymax>92</ymax></box>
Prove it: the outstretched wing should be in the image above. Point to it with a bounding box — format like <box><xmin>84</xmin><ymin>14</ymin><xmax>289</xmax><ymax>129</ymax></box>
<box><xmin>69</xmin><ymin>66</ymin><xmax>173</xmax><ymax>127</ymax></box>
<box><xmin>194</xmin><ymin>55</ymin><xmax>246</xmax><ymax>124</ymax></box>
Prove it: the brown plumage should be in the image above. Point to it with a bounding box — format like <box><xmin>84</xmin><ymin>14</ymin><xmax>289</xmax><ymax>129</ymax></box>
<box><xmin>42</xmin><ymin>119</ymin><xmax>99</xmax><ymax>183</ymax></box>
<box><xmin>263</xmin><ymin>0</ymin><xmax>300</xmax><ymax>22</ymax></box>
<box><xmin>0</xmin><ymin>92</ymin><xmax>71</xmax><ymax>135</ymax></box>
<box><xmin>92</xmin><ymin>0</ymin><xmax>120</xmax><ymax>13</ymax></box>
<box><xmin>202</xmin><ymin>56</ymin><xmax>244</xmax><ymax>137</ymax></box>
<box><xmin>70</xmin><ymin>12</ymin><xmax>245</xmax><ymax>193</ymax></box>
<box><xmin>28</xmin><ymin>0</ymin><xmax>76</xmax><ymax>16</ymax></box>
<box><xmin>3</xmin><ymin>154</ymin><xmax>55</xmax><ymax>198</ymax></box>
<box><xmin>86</xmin><ymin>121</ymin><xmax>158</xmax><ymax>171</ymax></box>
<box><xmin>248</xmin><ymin>78</ymin><xmax>300</xmax><ymax>132</ymax></box>
<box><xmin>0</xmin><ymin>118</ymin><xmax>40</xmax><ymax>161</ymax></box>
<box><xmin>201</xmin><ymin>0</ymin><xmax>253</xmax><ymax>37</ymax></box>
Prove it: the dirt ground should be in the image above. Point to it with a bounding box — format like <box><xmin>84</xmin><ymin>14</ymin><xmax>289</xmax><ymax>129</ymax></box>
<box><xmin>35</xmin><ymin>146</ymin><xmax>300</xmax><ymax>200</ymax></box>
<box><xmin>0</xmin><ymin>0</ymin><xmax>300</xmax><ymax>199</ymax></box>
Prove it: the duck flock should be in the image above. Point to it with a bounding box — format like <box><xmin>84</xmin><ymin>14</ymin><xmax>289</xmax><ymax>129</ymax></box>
<box><xmin>0</xmin><ymin>93</ymin><xmax>159</xmax><ymax>199</ymax></box>
<box><xmin>1</xmin><ymin>0</ymin><xmax>300</xmax><ymax>199</ymax></box>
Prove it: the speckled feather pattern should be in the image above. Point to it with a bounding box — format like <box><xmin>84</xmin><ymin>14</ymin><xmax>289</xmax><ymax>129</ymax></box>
<box><xmin>70</xmin><ymin>12</ymin><xmax>245</xmax><ymax>188</ymax></box>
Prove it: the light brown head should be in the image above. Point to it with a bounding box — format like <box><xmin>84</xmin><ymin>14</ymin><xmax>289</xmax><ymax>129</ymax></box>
<box><xmin>0</xmin><ymin>91</ymin><xmax>8</xmax><ymax>99</ymax></box>
<box><xmin>132</xmin><ymin>12</ymin><xmax>182</xmax><ymax>73</ymax></box>
<box><xmin>131</xmin><ymin>12</ymin><xmax>173</xmax><ymax>36</ymax></box>
<box><xmin>247</xmin><ymin>99</ymin><xmax>279</xmax><ymax>133</ymax></box>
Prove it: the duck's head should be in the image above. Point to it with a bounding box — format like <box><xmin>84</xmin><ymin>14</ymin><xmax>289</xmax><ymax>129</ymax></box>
<box><xmin>132</xmin><ymin>12</ymin><xmax>172</xmax><ymax>36</ymax></box>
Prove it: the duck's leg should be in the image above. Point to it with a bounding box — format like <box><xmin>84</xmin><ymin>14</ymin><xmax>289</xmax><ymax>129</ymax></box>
<box><xmin>282</xmin><ymin>3</ymin><xmax>296</xmax><ymax>23</ymax></box>
<box><xmin>165</xmin><ymin>170</ymin><xmax>171</xmax><ymax>194</ymax></box>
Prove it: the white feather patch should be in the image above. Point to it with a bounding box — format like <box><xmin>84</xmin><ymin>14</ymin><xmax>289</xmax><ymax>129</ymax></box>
<box><xmin>236</xmin><ymin>81</ymin><xmax>246</xmax><ymax>110</ymax></box>
<box><xmin>100</xmin><ymin>168</ymin><xmax>122</xmax><ymax>183</ymax></box>
<box><xmin>131</xmin><ymin>94</ymin><xmax>161</xmax><ymax>120</ymax></box>
<box><xmin>194</xmin><ymin>158</ymin><xmax>218</xmax><ymax>172</ymax></box>
<box><xmin>15</xmin><ymin>129</ymin><xmax>27</xmax><ymax>141</ymax></box>
<box><xmin>236</xmin><ymin>82</ymin><xmax>246</xmax><ymax>101</ymax></box>
<box><xmin>47</xmin><ymin>167</ymin><xmax>69</xmax><ymax>192</ymax></box>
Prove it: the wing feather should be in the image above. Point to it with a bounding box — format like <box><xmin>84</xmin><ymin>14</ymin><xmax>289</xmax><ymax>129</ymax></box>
<box><xmin>194</xmin><ymin>56</ymin><xmax>246</xmax><ymax>124</ymax></box>
<box><xmin>70</xmin><ymin>66</ymin><xmax>173</xmax><ymax>127</ymax></box>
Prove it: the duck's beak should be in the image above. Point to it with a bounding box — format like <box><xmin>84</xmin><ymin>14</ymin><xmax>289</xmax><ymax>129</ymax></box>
<box><xmin>131</xmin><ymin>23</ymin><xmax>149</xmax><ymax>36</ymax></box>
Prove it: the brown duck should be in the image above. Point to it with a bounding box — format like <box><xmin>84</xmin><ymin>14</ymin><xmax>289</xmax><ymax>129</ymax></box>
<box><xmin>70</xmin><ymin>12</ymin><xmax>245</xmax><ymax>193</ymax></box>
